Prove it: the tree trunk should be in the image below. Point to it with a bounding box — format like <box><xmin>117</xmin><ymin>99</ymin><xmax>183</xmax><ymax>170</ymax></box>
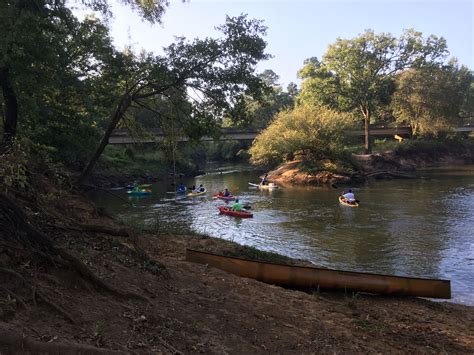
<box><xmin>0</xmin><ymin>67</ymin><xmax>18</xmax><ymax>145</ymax></box>
<box><xmin>77</xmin><ymin>94</ymin><xmax>132</xmax><ymax>185</ymax></box>
<box><xmin>364</xmin><ymin>115</ymin><xmax>371</xmax><ymax>153</ymax></box>
<box><xmin>362</xmin><ymin>106</ymin><xmax>371</xmax><ymax>154</ymax></box>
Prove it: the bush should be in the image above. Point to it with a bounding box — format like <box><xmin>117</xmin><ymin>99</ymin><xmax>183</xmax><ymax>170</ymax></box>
<box><xmin>393</xmin><ymin>137</ymin><xmax>474</xmax><ymax>158</ymax></box>
<box><xmin>249</xmin><ymin>106</ymin><xmax>355</xmax><ymax>167</ymax></box>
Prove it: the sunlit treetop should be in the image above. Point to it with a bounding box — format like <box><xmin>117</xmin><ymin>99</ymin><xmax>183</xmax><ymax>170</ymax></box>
<box><xmin>79</xmin><ymin>0</ymin><xmax>171</xmax><ymax>23</ymax></box>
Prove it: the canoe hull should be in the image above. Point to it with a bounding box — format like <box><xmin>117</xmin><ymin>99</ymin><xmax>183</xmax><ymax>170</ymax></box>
<box><xmin>185</xmin><ymin>249</ymin><xmax>451</xmax><ymax>299</ymax></box>
<box><xmin>218</xmin><ymin>206</ymin><xmax>253</xmax><ymax>218</ymax></box>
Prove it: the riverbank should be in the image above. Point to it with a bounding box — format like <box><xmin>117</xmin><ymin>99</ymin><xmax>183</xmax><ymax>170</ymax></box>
<box><xmin>0</xmin><ymin>182</ymin><xmax>473</xmax><ymax>353</ymax></box>
<box><xmin>88</xmin><ymin>142</ymin><xmax>247</xmax><ymax>189</ymax></box>
<box><xmin>266</xmin><ymin>139</ymin><xmax>474</xmax><ymax>186</ymax></box>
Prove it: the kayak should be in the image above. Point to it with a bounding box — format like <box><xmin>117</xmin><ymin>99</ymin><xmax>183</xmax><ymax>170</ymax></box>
<box><xmin>187</xmin><ymin>190</ymin><xmax>207</xmax><ymax>197</ymax></box>
<box><xmin>339</xmin><ymin>196</ymin><xmax>359</xmax><ymax>207</ymax></box>
<box><xmin>248</xmin><ymin>182</ymin><xmax>279</xmax><ymax>189</ymax></box>
<box><xmin>126</xmin><ymin>183</ymin><xmax>152</xmax><ymax>190</ymax></box>
<box><xmin>213</xmin><ymin>194</ymin><xmax>236</xmax><ymax>201</ymax></box>
<box><xmin>166</xmin><ymin>188</ymin><xmax>187</xmax><ymax>194</ymax></box>
<box><xmin>127</xmin><ymin>189</ymin><xmax>152</xmax><ymax>196</ymax></box>
<box><xmin>218</xmin><ymin>206</ymin><xmax>253</xmax><ymax>218</ymax></box>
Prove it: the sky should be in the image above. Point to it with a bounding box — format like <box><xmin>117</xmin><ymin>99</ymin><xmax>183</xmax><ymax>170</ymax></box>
<box><xmin>78</xmin><ymin>0</ymin><xmax>473</xmax><ymax>88</ymax></box>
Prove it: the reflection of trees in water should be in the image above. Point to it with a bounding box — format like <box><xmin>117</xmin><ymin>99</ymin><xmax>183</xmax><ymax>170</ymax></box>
<box><xmin>374</xmin><ymin>179</ymin><xmax>457</xmax><ymax>278</ymax></box>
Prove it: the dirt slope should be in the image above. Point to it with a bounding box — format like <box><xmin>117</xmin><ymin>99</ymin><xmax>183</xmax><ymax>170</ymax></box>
<box><xmin>0</xmin><ymin>190</ymin><xmax>473</xmax><ymax>354</ymax></box>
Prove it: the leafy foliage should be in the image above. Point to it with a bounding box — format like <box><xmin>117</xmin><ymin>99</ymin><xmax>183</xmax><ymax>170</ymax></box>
<box><xmin>244</xmin><ymin>71</ymin><xmax>297</xmax><ymax>129</ymax></box>
<box><xmin>79</xmin><ymin>14</ymin><xmax>271</xmax><ymax>183</ymax></box>
<box><xmin>391</xmin><ymin>62</ymin><xmax>473</xmax><ymax>136</ymax></box>
<box><xmin>249</xmin><ymin>106</ymin><xmax>354</xmax><ymax>167</ymax></box>
<box><xmin>297</xmin><ymin>29</ymin><xmax>449</xmax><ymax>152</ymax></box>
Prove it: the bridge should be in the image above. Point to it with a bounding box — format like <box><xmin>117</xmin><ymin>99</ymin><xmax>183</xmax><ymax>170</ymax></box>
<box><xmin>108</xmin><ymin>126</ymin><xmax>473</xmax><ymax>144</ymax></box>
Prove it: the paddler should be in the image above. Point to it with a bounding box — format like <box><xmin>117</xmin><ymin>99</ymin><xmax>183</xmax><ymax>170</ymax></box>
<box><xmin>342</xmin><ymin>189</ymin><xmax>356</xmax><ymax>203</ymax></box>
<box><xmin>232</xmin><ymin>198</ymin><xmax>243</xmax><ymax>211</ymax></box>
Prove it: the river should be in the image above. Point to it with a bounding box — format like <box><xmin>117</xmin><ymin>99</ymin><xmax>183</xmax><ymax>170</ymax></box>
<box><xmin>88</xmin><ymin>164</ymin><xmax>474</xmax><ymax>305</ymax></box>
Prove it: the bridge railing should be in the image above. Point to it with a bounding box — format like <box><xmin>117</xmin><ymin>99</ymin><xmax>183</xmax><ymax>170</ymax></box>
<box><xmin>108</xmin><ymin>125</ymin><xmax>474</xmax><ymax>144</ymax></box>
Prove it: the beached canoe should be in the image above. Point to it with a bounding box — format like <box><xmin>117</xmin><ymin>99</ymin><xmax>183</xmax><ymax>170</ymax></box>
<box><xmin>248</xmin><ymin>182</ymin><xmax>279</xmax><ymax>189</ymax></box>
<box><xmin>187</xmin><ymin>190</ymin><xmax>207</xmax><ymax>197</ymax></box>
<box><xmin>185</xmin><ymin>249</ymin><xmax>451</xmax><ymax>299</ymax></box>
<box><xmin>213</xmin><ymin>194</ymin><xmax>237</xmax><ymax>201</ymax></box>
<box><xmin>339</xmin><ymin>196</ymin><xmax>359</xmax><ymax>207</ymax></box>
<box><xmin>218</xmin><ymin>206</ymin><xmax>253</xmax><ymax>218</ymax></box>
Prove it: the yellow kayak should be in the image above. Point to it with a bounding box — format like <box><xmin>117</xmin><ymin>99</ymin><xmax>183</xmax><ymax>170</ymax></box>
<box><xmin>339</xmin><ymin>196</ymin><xmax>359</xmax><ymax>207</ymax></box>
<box><xmin>248</xmin><ymin>182</ymin><xmax>279</xmax><ymax>189</ymax></box>
<box><xmin>187</xmin><ymin>190</ymin><xmax>207</xmax><ymax>197</ymax></box>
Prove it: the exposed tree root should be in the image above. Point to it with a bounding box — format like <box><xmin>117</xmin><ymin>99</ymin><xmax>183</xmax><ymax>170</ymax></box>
<box><xmin>0</xmin><ymin>328</ymin><xmax>127</xmax><ymax>354</ymax></box>
<box><xmin>35</xmin><ymin>291</ymin><xmax>76</xmax><ymax>324</ymax></box>
<box><xmin>364</xmin><ymin>170</ymin><xmax>416</xmax><ymax>179</ymax></box>
<box><xmin>76</xmin><ymin>224</ymin><xmax>131</xmax><ymax>237</ymax></box>
<box><xmin>0</xmin><ymin>267</ymin><xmax>76</xmax><ymax>324</ymax></box>
<box><xmin>56</xmin><ymin>249</ymin><xmax>150</xmax><ymax>303</ymax></box>
<box><xmin>0</xmin><ymin>286</ymin><xmax>28</xmax><ymax>309</ymax></box>
<box><xmin>157</xmin><ymin>336</ymin><xmax>183</xmax><ymax>355</ymax></box>
<box><xmin>0</xmin><ymin>193</ymin><xmax>150</xmax><ymax>309</ymax></box>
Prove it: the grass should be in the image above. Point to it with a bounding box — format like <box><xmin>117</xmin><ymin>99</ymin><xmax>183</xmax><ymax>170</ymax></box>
<box><xmin>354</xmin><ymin>318</ymin><xmax>389</xmax><ymax>336</ymax></box>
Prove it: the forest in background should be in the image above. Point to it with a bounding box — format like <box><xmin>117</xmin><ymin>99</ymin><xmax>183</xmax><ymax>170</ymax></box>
<box><xmin>1</xmin><ymin>1</ymin><xmax>473</xmax><ymax>187</ymax></box>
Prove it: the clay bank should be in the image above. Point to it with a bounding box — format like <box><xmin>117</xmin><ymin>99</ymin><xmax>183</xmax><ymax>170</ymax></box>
<box><xmin>266</xmin><ymin>143</ymin><xmax>474</xmax><ymax>186</ymax></box>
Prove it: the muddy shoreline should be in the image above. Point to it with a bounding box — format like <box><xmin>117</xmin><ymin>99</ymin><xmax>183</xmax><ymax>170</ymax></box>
<box><xmin>266</xmin><ymin>149</ymin><xmax>474</xmax><ymax>186</ymax></box>
<box><xmin>1</xmin><ymin>182</ymin><xmax>473</xmax><ymax>353</ymax></box>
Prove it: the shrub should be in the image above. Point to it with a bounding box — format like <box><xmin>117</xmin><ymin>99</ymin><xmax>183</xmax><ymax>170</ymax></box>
<box><xmin>249</xmin><ymin>106</ymin><xmax>354</xmax><ymax>167</ymax></box>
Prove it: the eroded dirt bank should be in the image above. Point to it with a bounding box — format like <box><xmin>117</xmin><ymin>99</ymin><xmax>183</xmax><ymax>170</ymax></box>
<box><xmin>267</xmin><ymin>146</ymin><xmax>474</xmax><ymax>186</ymax></box>
<box><xmin>0</xmin><ymin>187</ymin><xmax>473</xmax><ymax>354</ymax></box>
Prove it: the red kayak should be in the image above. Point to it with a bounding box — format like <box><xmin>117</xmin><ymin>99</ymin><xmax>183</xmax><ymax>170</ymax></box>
<box><xmin>218</xmin><ymin>206</ymin><xmax>253</xmax><ymax>218</ymax></box>
<box><xmin>213</xmin><ymin>193</ymin><xmax>236</xmax><ymax>201</ymax></box>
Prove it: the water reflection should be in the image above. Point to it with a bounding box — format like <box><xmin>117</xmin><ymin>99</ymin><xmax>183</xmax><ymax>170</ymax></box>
<box><xmin>88</xmin><ymin>165</ymin><xmax>474</xmax><ymax>305</ymax></box>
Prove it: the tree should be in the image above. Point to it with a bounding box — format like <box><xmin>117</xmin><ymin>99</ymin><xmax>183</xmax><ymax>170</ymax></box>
<box><xmin>0</xmin><ymin>0</ymin><xmax>169</xmax><ymax>146</ymax></box>
<box><xmin>249</xmin><ymin>106</ymin><xmax>354</xmax><ymax>167</ymax></box>
<box><xmin>391</xmin><ymin>62</ymin><xmax>473</xmax><ymax>136</ymax></box>
<box><xmin>78</xmin><ymin>14</ymin><xmax>270</xmax><ymax>184</ymax></box>
<box><xmin>227</xmin><ymin>70</ymin><xmax>296</xmax><ymax>129</ymax></box>
<box><xmin>298</xmin><ymin>29</ymin><xmax>448</xmax><ymax>152</ymax></box>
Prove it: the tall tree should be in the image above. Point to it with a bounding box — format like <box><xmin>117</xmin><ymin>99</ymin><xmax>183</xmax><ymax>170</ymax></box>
<box><xmin>78</xmin><ymin>14</ymin><xmax>270</xmax><ymax>184</ymax></box>
<box><xmin>227</xmin><ymin>70</ymin><xmax>296</xmax><ymax>129</ymax></box>
<box><xmin>391</xmin><ymin>62</ymin><xmax>473</xmax><ymax>136</ymax></box>
<box><xmin>0</xmin><ymin>0</ymin><xmax>169</xmax><ymax>146</ymax></box>
<box><xmin>298</xmin><ymin>29</ymin><xmax>448</xmax><ymax>152</ymax></box>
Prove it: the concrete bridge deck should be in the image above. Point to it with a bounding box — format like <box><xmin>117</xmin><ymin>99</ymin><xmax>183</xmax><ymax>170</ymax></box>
<box><xmin>108</xmin><ymin>126</ymin><xmax>473</xmax><ymax>144</ymax></box>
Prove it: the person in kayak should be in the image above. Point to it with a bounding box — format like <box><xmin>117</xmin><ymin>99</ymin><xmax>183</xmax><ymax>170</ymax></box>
<box><xmin>223</xmin><ymin>188</ymin><xmax>231</xmax><ymax>197</ymax></box>
<box><xmin>260</xmin><ymin>173</ymin><xmax>269</xmax><ymax>185</ymax></box>
<box><xmin>232</xmin><ymin>198</ymin><xmax>243</xmax><ymax>211</ymax></box>
<box><xmin>197</xmin><ymin>184</ymin><xmax>205</xmax><ymax>192</ymax></box>
<box><xmin>342</xmin><ymin>189</ymin><xmax>356</xmax><ymax>203</ymax></box>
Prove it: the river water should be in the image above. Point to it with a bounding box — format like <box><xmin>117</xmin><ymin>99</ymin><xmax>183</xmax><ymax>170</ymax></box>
<box><xmin>88</xmin><ymin>164</ymin><xmax>474</xmax><ymax>305</ymax></box>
